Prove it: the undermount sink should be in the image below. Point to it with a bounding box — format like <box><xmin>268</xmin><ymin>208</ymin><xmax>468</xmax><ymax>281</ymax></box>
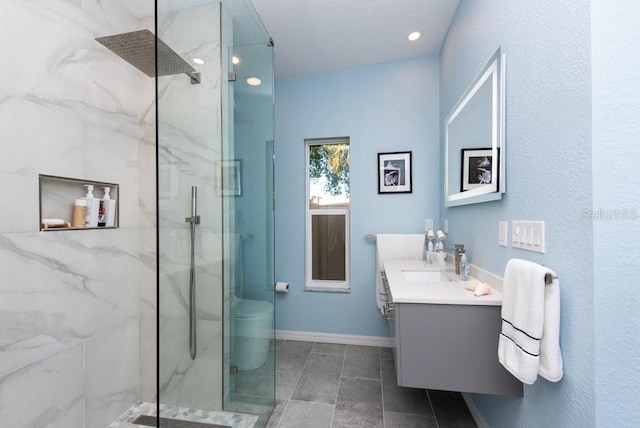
<box><xmin>401</xmin><ymin>270</ymin><xmax>453</xmax><ymax>282</ymax></box>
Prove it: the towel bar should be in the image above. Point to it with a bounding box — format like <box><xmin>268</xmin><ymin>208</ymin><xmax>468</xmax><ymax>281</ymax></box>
<box><xmin>544</xmin><ymin>273</ymin><xmax>558</xmax><ymax>284</ymax></box>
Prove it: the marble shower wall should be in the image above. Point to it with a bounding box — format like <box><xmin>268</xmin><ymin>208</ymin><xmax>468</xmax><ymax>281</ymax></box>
<box><xmin>0</xmin><ymin>1</ymin><xmax>154</xmax><ymax>427</ymax></box>
<box><xmin>156</xmin><ymin>2</ymin><xmax>224</xmax><ymax>412</ymax></box>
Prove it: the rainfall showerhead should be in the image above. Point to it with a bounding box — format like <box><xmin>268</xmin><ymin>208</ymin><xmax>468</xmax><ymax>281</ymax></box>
<box><xmin>95</xmin><ymin>29</ymin><xmax>200</xmax><ymax>84</ymax></box>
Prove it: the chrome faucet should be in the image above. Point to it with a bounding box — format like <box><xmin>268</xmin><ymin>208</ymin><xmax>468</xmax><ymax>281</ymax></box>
<box><xmin>454</xmin><ymin>244</ymin><xmax>465</xmax><ymax>275</ymax></box>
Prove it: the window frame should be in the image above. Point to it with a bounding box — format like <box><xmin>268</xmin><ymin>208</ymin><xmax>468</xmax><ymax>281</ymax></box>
<box><xmin>305</xmin><ymin>138</ymin><xmax>350</xmax><ymax>292</ymax></box>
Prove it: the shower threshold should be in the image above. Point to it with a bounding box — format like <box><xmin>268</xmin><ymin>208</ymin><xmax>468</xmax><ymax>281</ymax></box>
<box><xmin>108</xmin><ymin>401</ymin><xmax>259</xmax><ymax>428</ymax></box>
<box><xmin>132</xmin><ymin>414</ymin><xmax>229</xmax><ymax>428</ymax></box>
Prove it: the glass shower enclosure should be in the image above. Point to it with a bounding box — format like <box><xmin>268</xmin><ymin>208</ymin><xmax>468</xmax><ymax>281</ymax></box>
<box><xmin>157</xmin><ymin>0</ymin><xmax>275</xmax><ymax>425</ymax></box>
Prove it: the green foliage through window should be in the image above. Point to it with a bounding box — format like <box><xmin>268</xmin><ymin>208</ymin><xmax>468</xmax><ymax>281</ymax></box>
<box><xmin>309</xmin><ymin>143</ymin><xmax>350</xmax><ymax>197</ymax></box>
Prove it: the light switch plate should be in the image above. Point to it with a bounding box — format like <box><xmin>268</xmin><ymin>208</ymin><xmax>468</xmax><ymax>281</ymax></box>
<box><xmin>498</xmin><ymin>221</ymin><xmax>508</xmax><ymax>247</ymax></box>
<box><xmin>512</xmin><ymin>221</ymin><xmax>545</xmax><ymax>253</ymax></box>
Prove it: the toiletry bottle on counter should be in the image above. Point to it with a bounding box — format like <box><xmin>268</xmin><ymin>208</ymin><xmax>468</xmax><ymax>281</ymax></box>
<box><xmin>98</xmin><ymin>187</ymin><xmax>116</xmax><ymax>227</ymax></box>
<box><xmin>459</xmin><ymin>253</ymin><xmax>469</xmax><ymax>281</ymax></box>
<box><xmin>82</xmin><ymin>185</ymin><xmax>100</xmax><ymax>227</ymax></box>
<box><xmin>72</xmin><ymin>199</ymin><xmax>87</xmax><ymax>228</ymax></box>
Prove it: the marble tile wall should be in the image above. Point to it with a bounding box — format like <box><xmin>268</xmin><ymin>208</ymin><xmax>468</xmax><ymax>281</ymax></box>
<box><xmin>0</xmin><ymin>0</ymin><xmax>155</xmax><ymax>426</ymax></box>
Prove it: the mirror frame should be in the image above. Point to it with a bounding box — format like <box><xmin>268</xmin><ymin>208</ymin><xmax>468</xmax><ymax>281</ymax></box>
<box><xmin>444</xmin><ymin>47</ymin><xmax>506</xmax><ymax>207</ymax></box>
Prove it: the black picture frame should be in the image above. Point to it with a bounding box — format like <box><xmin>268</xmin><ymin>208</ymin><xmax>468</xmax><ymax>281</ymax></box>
<box><xmin>378</xmin><ymin>151</ymin><xmax>412</xmax><ymax>194</ymax></box>
<box><xmin>460</xmin><ymin>148</ymin><xmax>499</xmax><ymax>192</ymax></box>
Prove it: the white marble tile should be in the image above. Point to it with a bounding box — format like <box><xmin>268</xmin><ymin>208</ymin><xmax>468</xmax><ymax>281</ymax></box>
<box><xmin>159</xmin><ymin>318</ymin><xmax>223</xmax><ymax>411</ymax></box>
<box><xmin>137</xmin><ymin>130</ymin><xmax>156</xmax><ymax>230</ymax></box>
<box><xmin>139</xmin><ymin>316</ymin><xmax>157</xmax><ymax>403</ymax></box>
<box><xmin>0</xmin><ymin>229</ymin><xmax>140</xmax><ymax>376</ymax></box>
<box><xmin>139</xmin><ymin>226</ymin><xmax>157</xmax><ymax>319</ymax></box>
<box><xmin>0</xmin><ymin>97</ymin><xmax>85</xmax><ymax>232</ymax></box>
<box><xmin>83</xmin><ymin>124</ymin><xmax>140</xmax><ymax>228</ymax></box>
<box><xmin>0</xmin><ymin>343</ymin><xmax>84</xmax><ymax>428</ymax></box>
<box><xmin>85</xmin><ymin>319</ymin><xmax>139</xmax><ymax>428</ymax></box>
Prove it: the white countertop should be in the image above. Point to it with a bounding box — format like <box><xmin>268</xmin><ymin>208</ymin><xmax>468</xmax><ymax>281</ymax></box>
<box><xmin>384</xmin><ymin>260</ymin><xmax>502</xmax><ymax>306</ymax></box>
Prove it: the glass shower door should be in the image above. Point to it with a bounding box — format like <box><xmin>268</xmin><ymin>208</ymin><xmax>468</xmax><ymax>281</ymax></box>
<box><xmin>157</xmin><ymin>0</ymin><xmax>225</xmax><ymax>417</ymax></box>
<box><xmin>222</xmin><ymin>34</ymin><xmax>276</xmax><ymax>425</ymax></box>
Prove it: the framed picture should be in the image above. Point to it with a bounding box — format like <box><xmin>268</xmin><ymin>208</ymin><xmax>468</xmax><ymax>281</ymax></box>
<box><xmin>461</xmin><ymin>148</ymin><xmax>499</xmax><ymax>191</ymax></box>
<box><xmin>217</xmin><ymin>159</ymin><xmax>242</xmax><ymax>196</ymax></box>
<box><xmin>378</xmin><ymin>151</ymin><xmax>412</xmax><ymax>194</ymax></box>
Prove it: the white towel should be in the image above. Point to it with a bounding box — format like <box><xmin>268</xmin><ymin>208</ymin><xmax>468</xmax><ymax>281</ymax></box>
<box><xmin>498</xmin><ymin>258</ymin><xmax>563</xmax><ymax>384</ymax></box>
<box><xmin>375</xmin><ymin>234</ymin><xmax>425</xmax><ymax>315</ymax></box>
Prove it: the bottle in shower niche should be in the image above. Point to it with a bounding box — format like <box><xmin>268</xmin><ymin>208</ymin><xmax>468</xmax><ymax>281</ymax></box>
<box><xmin>459</xmin><ymin>253</ymin><xmax>470</xmax><ymax>281</ymax></box>
<box><xmin>72</xmin><ymin>199</ymin><xmax>87</xmax><ymax>228</ymax></box>
<box><xmin>82</xmin><ymin>184</ymin><xmax>100</xmax><ymax>227</ymax></box>
<box><xmin>98</xmin><ymin>187</ymin><xmax>116</xmax><ymax>227</ymax></box>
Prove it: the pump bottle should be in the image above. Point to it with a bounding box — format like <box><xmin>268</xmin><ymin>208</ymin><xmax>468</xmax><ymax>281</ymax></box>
<box><xmin>82</xmin><ymin>185</ymin><xmax>100</xmax><ymax>227</ymax></box>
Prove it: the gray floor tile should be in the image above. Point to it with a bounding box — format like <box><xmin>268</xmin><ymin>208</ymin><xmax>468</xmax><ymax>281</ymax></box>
<box><xmin>312</xmin><ymin>342</ymin><xmax>347</xmax><ymax>356</ymax></box>
<box><xmin>384</xmin><ymin>411</ymin><xmax>438</xmax><ymax>428</ymax></box>
<box><xmin>278</xmin><ymin>400</ymin><xmax>334</xmax><ymax>428</ymax></box>
<box><xmin>332</xmin><ymin>377</ymin><xmax>383</xmax><ymax>428</ymax></box>
<box><xmin>380</xmin><ymin>358</ymin><xmax>395</xmax><ymax>373</ymax></box>
<box><xmin>234</xmin><ymin>367</ymin><xmax>275</xmax><ymax>398</ymax></box>
<box><xmin>270</xmin><ymin>341</ymin><xmax>476</xmax><ymax>428</ymax></box>
<box><xmin>278</xmin><ymin>340</ymin><xmax>314</xmax><ymax>354</ymax></box>
<box><xmin>381</xmin><ymin>370</ymin><xmax>433</xmax><ymax>416</ymax></box>
<box><xmin>379</xmin><ymin>347</ymin><xmax>394</xmax><ymax>360</ymax></box>
<box><xmin>342</xmin><ymin>345</ymin><xmax>380</xmax><ymax>380</ymax></box>
<box><xmin>302</xmin><ymin>353</ymin><xmax>344</xmax><ymax>379</ymax></box>
<box><xmin>428</xmin><ymin>390</ymin><xmax>477</xmax><ymax>428</ymax></box>
<box><xmin>266</xmin><ymin>399</ymin><xmax>287</xmax><ymax>428</ymax></box>
<box><xmin>276</xmin><ymin>341</ymin><xmax>313</xmax><ymax>372</ymax></box>
<box><xmin>276</xmin><ymin>371</ymin><xmax>301</xmax><ymax>401</ymax></box>
<box><xmin>291</xmin><ymin>374</ymin><xmax>340</xmax><ymax>404</ymax></box>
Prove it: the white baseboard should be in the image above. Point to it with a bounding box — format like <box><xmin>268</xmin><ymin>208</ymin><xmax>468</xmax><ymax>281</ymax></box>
<box><xmin>461</xmin><ymin>393</ymin><xmax>489</xmax><ymax>428</ymax></box>
<box><xmin>276</xmin><ymin>330</ymin><xmax>393</xmax><ymax>348</ymax></box>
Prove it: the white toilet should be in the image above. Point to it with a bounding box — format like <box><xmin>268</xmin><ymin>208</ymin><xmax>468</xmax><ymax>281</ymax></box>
<box><xmin>234</xmin><ymin>299</ymin><xmax>274</xmax><ymax>371</ymax></box>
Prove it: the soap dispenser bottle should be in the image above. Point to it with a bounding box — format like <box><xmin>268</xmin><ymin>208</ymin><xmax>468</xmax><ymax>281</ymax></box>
<box><xmin>98</xmin><ymin>187</ymin><xmax>116</xmax><ymax>227</ymax></box>
<box><xmin>82</xmin><ymin>184</ymin><xmax>100</xmax><ymax>227</ymax></box>
<box><xmin>459</xmin><ymin>253</ymin><xmax>470</xmax><ymax>281</ymax></box>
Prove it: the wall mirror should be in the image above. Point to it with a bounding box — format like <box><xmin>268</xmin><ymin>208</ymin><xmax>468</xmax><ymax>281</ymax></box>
<box><xmin>444</xmin><ymin>47</ymin><xmax>505</xmax><ymax>207</ymax></box>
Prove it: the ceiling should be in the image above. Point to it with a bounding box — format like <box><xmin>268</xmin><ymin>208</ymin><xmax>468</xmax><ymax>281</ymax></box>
<box><xmin>250</xmin><ymin>0</ymin><xmax>460</xmax><ymax>79</ymax></box>
<box><xmin>112</xmin><ymin>0</ymin><xmax>460</xmax><ymax>80</ymax></box>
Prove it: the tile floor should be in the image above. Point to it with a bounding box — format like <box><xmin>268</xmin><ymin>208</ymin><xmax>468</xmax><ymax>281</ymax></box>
<box><xmin>266</xmin><ymin>340</ymin><xmax>477</xmax><ymax>428</ymax></box>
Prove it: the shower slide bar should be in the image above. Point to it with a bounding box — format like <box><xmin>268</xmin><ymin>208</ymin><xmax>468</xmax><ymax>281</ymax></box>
<box><xmin>185</xmin><ymin>186</ymin><xmax>200</xmax><ymax>360</ymax></box>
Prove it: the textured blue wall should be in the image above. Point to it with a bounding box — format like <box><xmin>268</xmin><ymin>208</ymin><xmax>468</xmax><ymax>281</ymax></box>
<box><xmin>274</xmin><ymin>56</ymin><xmax>440</xmax><ymax>337</ymax></box>
<box><xmin>592</xmin><ymin>1</ymin><xmax>640</xmax><ymax>425</ymax></box>
<box><xmin>440</xmin><ymin>0</ymin><xmax>595</xmax><ymax>426</ymax></box>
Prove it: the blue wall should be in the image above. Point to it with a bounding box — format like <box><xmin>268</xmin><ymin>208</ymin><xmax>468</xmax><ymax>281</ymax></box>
<box><xmin>440</xmin><ymin>0</ymin><xmax>595</xmax><ymax>426</ymax></box>
<box><xmin>592</xmin><ymin>1</ymin><xmax>640</xmax><ymax>425</ymax></box>
<box><xmin>274</xmin><ymin>56</ymin><xmax>440</xmax><ymax>337</ymax></box>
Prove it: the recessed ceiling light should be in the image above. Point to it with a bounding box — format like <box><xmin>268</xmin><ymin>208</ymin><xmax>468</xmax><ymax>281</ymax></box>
<box><xmin>408</xmin><ymin>31</ymin><xmax>421</xmax><ymax>41</ymax></box>
<box><xmin>246</xmin><ymin>77</ymin><xmax>262</xmax><ymax>86</ymax></box>
<box><xmin>232</xmin><ymin>56</ymin><xmax>240</xmax><ymax>65</ymax></box>
<box><xmin>192</xmin><ymin>57</ymin><xmax>204</xmax><ymax>65</ymax></box>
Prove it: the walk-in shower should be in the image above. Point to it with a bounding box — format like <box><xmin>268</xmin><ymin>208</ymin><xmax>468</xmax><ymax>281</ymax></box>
<box><xmin>101</xmin><ymin>0</ymin><xmax>275</xmax><ymax>426</ymax></box>
<box><xmin>0</xmin><ymin>0</ymin><xmax>273</xmax><ymax>425</ymax></box>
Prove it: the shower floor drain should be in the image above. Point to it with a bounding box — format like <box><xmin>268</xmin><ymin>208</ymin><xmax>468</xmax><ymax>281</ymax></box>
<box><xmin>131</xmin><ymin>415</ymin><xmax>230</xmax><ymax>428</ymax></box>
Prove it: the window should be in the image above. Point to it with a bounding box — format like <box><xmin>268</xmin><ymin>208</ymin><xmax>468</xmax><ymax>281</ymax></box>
<box><xmin>306</xmin><ymin>138</ymin><xmax>350</xmax><ymax>291</ymax></box>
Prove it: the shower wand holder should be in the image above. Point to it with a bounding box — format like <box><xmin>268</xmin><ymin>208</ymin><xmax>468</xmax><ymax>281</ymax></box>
<box><xmin>185</xmin><ymin>215</ymin><xmax>200</xmax><ymax>224</ymax></box>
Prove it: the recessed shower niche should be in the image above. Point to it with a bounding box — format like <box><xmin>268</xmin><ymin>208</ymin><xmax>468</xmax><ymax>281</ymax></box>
<box><xmin>39</xmin><ymin>174</ymin><xmax>119</xmax><ymax>231</ymax></box>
